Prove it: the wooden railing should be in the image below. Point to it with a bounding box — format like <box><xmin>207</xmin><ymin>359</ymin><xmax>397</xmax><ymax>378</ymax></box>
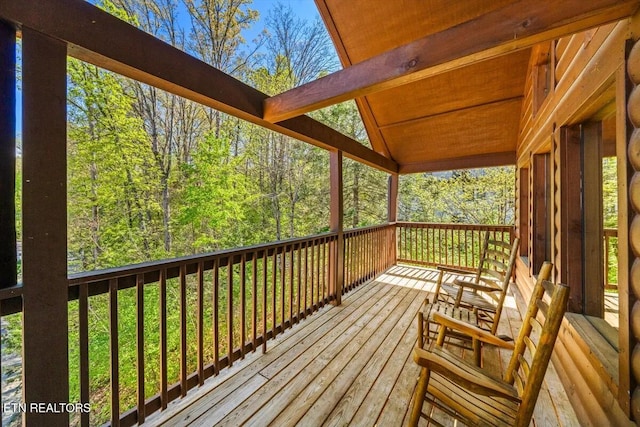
<box><xmin>604</xmin><ymin>228</ymin><xmax>618</xmax><ymax>291</ymax></box>
<box><xmin>3</xmin><ymin>222</ymin><xmax>528</xmax><ymax>426</ymax></box>
<box><xmin>395</xmin><ymin>222</ymin><xmax>513</xmax><ymax>270</ymax></box>
<box><xmin>343</xmin><ymin>224</ymin><xmax>396</xmax><ymax>293</ymax></box>
<box><xmin>57</xmin><ymin>224</ymin><xmax>395</xmax><ymax>427</ymax></box>
<box><xmin>67</xmin><ymin>233</ymin><xmax>338</xmax><ymax>426</ymax></box>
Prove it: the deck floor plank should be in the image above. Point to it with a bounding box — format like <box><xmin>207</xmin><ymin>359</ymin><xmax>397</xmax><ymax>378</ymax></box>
<box><xmin>304</xmin><ymin>284</ymin><xmax>427</xmax><ymax>426</ymax></box>
<box><xmin>147</xmin><ymin>265</ymin><xmax>578</xmax><ymax>427</ymax></box>
<box><xmin>214</xmin><ymin>281</ymin><xmax>409</xmax><ymax>426</ymax></box>
<box><xmin>153</xmin><ymin>280</ymin><xmax>385</xmax><ymax>426</ymax></box>
<box><xmin>347</xmin><ymin>292</ymin><xmax>428</xmax><ymax>426</ymax></box>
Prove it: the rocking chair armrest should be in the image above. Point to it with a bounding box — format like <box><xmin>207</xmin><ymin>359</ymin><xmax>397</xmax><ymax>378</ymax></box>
<box><xmin>432</xmin><ymin>312</ymin><xmax>515</xmax><ymax>349</ymax></box>
<box><xmin>413</xmin><ymin>345</ymin><xmax>520</xmax><ymax>401</ymax></box>
<box><xmin>453</xmin><ymin>278</ymin><xmax>501</xmax><ymax>293</ymax></box>
<box><xmin>436</xmin><ymin>265</ymin><xmax>475</xmax><ymax>276</ymax></box>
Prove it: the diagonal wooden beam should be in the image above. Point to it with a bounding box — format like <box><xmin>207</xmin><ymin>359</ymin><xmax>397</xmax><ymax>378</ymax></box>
<box><xmin>263</xmin><ymin>0</ymin><xmax>639</xmax><ymax>123</ymax></box>
<box><xmin>0</xmin><ymin>0</ymin><xmax>397</xmax><ymax>173</ymax></box>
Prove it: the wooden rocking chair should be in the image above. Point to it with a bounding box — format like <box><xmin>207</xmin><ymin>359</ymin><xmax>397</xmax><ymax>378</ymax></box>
<box><xmin>409</xmin><ymin>262</ymin><xmax>568</xmax><ymax>427</ymax></box>
<box><xmin>431</xmin><ymin>234</ymin><xmax>520</xmax><ymax>335</ymax></box>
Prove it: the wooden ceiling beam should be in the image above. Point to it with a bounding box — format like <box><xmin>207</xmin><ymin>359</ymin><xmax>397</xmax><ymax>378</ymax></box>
<box><xmin>314</xmin><ymin>0</ymin><xmax>391</xmax><ymax>158</ymax></box>
<box><xmin>0</xmin><ymin>0</ymin><xmax>398</xmax><ymax>173</ymax></box>
<box><xmin>263</xmin><ymin>0</ymin><xmax>639</xmax><ymax>123</ymax></box>
<box><xmin>399</xmin><ymin>152</ymin><xmax>516</xmax><ymax>174</ymax></box>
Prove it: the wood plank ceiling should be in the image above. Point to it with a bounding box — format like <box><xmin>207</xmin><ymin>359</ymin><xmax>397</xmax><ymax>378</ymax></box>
<box><xmin>281</xmin><ymin>0</ymin><xmax>639</xmax><ymax>173</ymax></box>
<box><xmin>315</xmin><ymin>0</ymin><xmax>530</xmax><ymax>173</ymax></box>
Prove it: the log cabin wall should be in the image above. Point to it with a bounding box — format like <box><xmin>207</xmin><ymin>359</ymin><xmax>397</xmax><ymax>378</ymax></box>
<box><xmin>515</xmin><ymin>11</ymin><xmax>640</xmax><ymax>426</ymax></box>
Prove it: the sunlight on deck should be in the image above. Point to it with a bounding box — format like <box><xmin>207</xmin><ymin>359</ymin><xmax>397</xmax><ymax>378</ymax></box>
<box><xmin>146</xmin><ymin>265</ymin><xmax>577</xmax><ymax>427</ymax></box>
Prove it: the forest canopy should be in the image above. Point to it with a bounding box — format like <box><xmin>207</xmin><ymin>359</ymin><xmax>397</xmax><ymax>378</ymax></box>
<box><xmin>14</xmin><ymin>0</ymin><xmax>515</xmax><ymax>275</ymax></box>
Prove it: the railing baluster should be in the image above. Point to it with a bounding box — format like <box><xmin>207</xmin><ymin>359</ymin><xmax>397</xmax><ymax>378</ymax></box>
<box><xmin>136</xmin><ymin>273</ymin><xmax>145</xmax><ymax>423</ymax></box>
<box><xmin>374</xmin><ymin>230</ymin><xmax>378</xmax><ymax>276</ymax></box>
<box><xmin>297</xmin><ymin>244</ymin><xmax>302</xmax><ymax>321</ymax></box>
<box><xmin>213</xmin><ymin>259</ymin><xmax>219</xmax><ymax>375</ymax></box>
<box><xmin>344</xmin><ymin>235</ymin><xmax>349</xmax><ymax>288</ymax></box>
<box><xmin>179</xmin><ymin>265</ymin><xmax>187</xmax><ymax>396</ymax></box>
<box><xmin>449</xmin><ymin>227</ymin><xmax>453</xmax><ymax>265</ymax></box>
<box><xmin>252</xmin><ymin>251</ymin><xmax>258</xmax><ymax>352</ymax></box>
<box><xmin>227</xmin><ymin>258</ymin><xmax>234</xmax><ymax>367</ymax></box>
<box><xmin>240</xmin><ymin>253</ymin><xmax>246</xmax><ymax>359</ymax></box>
<box><xmin>355</xmin><ymin>233</ymin><xmax>359</xmax><ymax>285</ymax></box>
<box><xmin>289</xmin><ymin>245</ymin><xmax>294</xmax><ymax>325</ymax></box>
<box><xmin>197</xmin><ymin>261</ymin><xmax>204</xmax><ymax>385</ymax></box>
<box><xmin>262</xmin><ymin>250</ymin><xmax>268</xmax><ymax>353</ymax></box>
<box><xmin>109</xmin><ymin>278</ymin><xmax>120</xmax><ymax>427</ymax></box>
<box><xmin>472</xmin><ymin>229</ymin><xmax>476</xmax><ymax>266</ymax></box>
<box><xmin>368</xmin><ymin>231</ymin><xmax>372</xmax><ymax>279</ymax></box>
<box><xmin>409</xmin><ymin>226</ymin><xmax>413</xmax><ymax>263</ymax></box>
<box><xmin>312</xmin><ymin>239</ymin><xmax>317</xmax><ymax>308</ymax></box>
<box><xmin>353</xmin><ymin>233</ymin><xmax>358</xmax><ymax>285</ymax></box>
<box><xmin>360</xmin><ymin>232</ymin><xmax>364</xmax><ymax>283</ymax></box>
<box><xmin>159</xmin><ymin>269</ymin><xmax>168</xmax><ymax>407</ymax></box>
<box><xmin>79</xmin><ymin>284</ymin><xmax>89</xmax><ymax>427</ymax></box>
<box><xmin>303</xmin><ymin>242</ymin><xmax>308</xmax><ymax>317</ymax></box>
<box><xmin>465</xmin><ymin>229</ymin><xmax>469</xmax><ymax>268</ymax></box>
<box><xmin>280</xmin><ymin>246</ymin><xmax>286</xmax><ymax>329</ymax></box>
<box><xmin>419</xmin><ymin>227</ymin><xmax>423</xmax><ymax>264</ymax></box>
<box><xmin>321</xmin><ymin>238</ymin><xmax>325</xmax><ymax>304</ymax></box>
<box><xmin>272</xmin><ymin>250</ymin><xmax>277</xmax><ymax>338</ymax></box>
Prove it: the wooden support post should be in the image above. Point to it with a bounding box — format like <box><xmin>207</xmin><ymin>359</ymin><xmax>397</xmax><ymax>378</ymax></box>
<box><xmin>388</xmin><ymin>174</ymin><xmax>398</xmax><ymax>266</ymax></box>
<box><xmin>0</xmin><ymin>20</ymin><xmax>16</xmax><ymax>289</ymax></box>
<box><xmin>21</xmin><ymin>27</ymin><xmax>69</xmax><ymax>426</ymax></box>
<box><xmin>329</xmin><ymin>150</ymin><xmax>343</xmax><ymax>305</ymax></box>
<box><xmin>387</xmin><ymin>174</ymin><xmax>398</xmax><ymax>223</ymax></box>
<box><xmin>582</xmin><ymin>121</ymin><xmax>604</xmax><ymax>317</ymax></box>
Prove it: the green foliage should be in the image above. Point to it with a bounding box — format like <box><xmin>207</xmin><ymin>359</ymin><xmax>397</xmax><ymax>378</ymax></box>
<box><xmin>67</xmin><ymin>58</ymin><xmax>164</xmax><ymax>271</ymax></box>
<box><xmin>603</xmin><ymin>157</ymin><xmax>618</xmax><ymax>228</ymax></box>
<box><xmin>399</xmin><ymin>167</ymin><xmax>516</xmax><ymax>225</ymax></box>
<box><xmin>175</xmin><ymin>134</ymin><xmax>256</xmax><ymax>251</ymax></box>
<box><xmin>603</xmin><ymin>157</ymin><xmax>618</xmax><ymax>288</ymax></box>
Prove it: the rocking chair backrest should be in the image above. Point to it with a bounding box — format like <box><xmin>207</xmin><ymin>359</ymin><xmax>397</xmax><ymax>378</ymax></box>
<box><xmin>485</xmin><ymin>236</ymin><xmax>520</xmax><ymax>334</ymax></box>
<box><xmin>503</xmin><ymin>261</ymin><xmax>568</xmax><ymax>427</ymax></box>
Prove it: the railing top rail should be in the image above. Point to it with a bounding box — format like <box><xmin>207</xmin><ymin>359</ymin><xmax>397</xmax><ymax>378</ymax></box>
<box><xmin>395</xmin><ymin>221</ymin><xmax>513</xmax><ymax>230</ymax></box>
<box><xmin>0</xmin><ymin>285</ymin><xmax>22</xmax><ymax>302</ymax></box>
<box><xmin>68</xmin><ymin>231</ymin><xmax>338</xmax><ymax>285</ymax></box>
<box><xmin>344</xmin><ymin>223</ymin><xmax>394</xmax><ymax>236</ymax></box>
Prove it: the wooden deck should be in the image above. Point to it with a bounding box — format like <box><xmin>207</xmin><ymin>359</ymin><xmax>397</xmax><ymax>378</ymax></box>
<box><xmin>147</xmin><ymin>265</ymin><xmax>579</xmax><ymax>427</ymax></box>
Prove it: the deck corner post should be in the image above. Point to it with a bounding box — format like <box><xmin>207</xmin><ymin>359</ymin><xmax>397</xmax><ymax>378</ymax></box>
<box><xmin>0</xmin><ymin>19</ymin><xmax>16</xmax><ymax>290</ymax></box>
<box><xmin>330</xmin><ymin>150</ymin><xmax>344</xmax><ymax>305</ymax></box>
<box><xmin>388</xmin><ymin>173</ymin><xmax>399</xmax><ymax>266</ymax></box>
<box><xmin>21</xmin><ymin>27</ymin><xmax>69</xmax><ymax>426</ymax></box>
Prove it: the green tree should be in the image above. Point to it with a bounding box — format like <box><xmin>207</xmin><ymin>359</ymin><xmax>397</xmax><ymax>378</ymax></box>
<box><xmin>67</xmin><ymin>59</ymin><xmax>162</xmax><ymax>270</ymax></box>
<box><xmin>175</xmin><ymin>134</ymin><xmax>256</xmax><ymax>251</ymax></box>
<box><xmin>603</xmin><ymin>156</ymin><xmax>618</xmax><ymax>228</ymax></box>
<box><xmin>399</xmin><ymin>167</ymin><xmax>515</xmax><ymax>225</ymax></box>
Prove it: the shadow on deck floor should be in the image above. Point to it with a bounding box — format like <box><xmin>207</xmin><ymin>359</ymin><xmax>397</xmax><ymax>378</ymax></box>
<box><xmin>146</xmin><ymin>265</ymin><xmax>578</xmax><ymax>427</ymax></box>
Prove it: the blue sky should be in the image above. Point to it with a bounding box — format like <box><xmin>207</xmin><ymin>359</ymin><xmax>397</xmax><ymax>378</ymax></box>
<box><xmin>253</xmin><ymin>0</ymin><xmax>320</xmax><ymax>22</ymax></box>
<box><xmin>241</xmin><ymin>0</ymin><xmax>322</xmax><ymax>54</ymax></box>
